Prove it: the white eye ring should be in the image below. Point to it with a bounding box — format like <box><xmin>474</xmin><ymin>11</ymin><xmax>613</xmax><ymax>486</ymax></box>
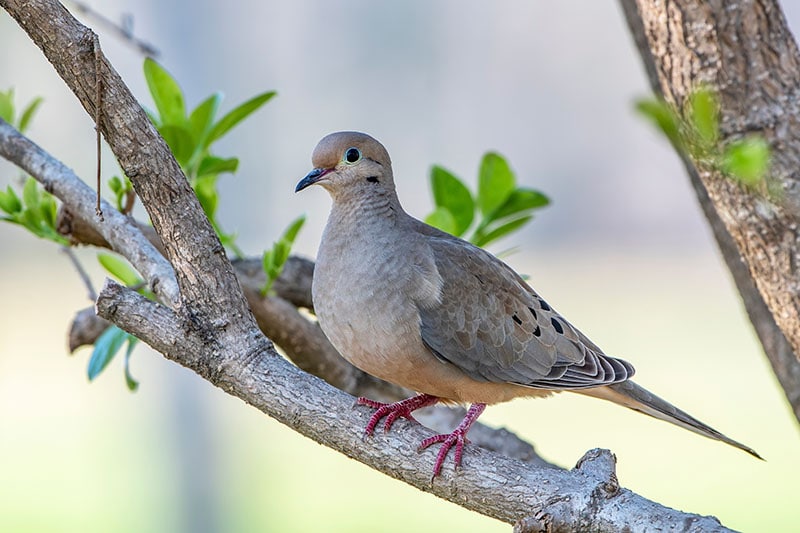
<box><xmin>344</xmin><ymin>147</ymin><xmax>361</xmax><ymax>164</ymax></box>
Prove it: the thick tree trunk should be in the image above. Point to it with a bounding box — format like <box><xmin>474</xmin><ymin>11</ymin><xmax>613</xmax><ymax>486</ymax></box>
<box><xmin>619</xmin><ymin>0</ymin><xmax>800</xmax><ymax>422</ymax></box>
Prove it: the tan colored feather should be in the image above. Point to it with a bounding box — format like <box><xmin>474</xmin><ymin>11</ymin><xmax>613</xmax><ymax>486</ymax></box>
<box><xmin>298</xmin><ymin>131</ymin><xmax>760</xmax><ymax>460</ymax></box>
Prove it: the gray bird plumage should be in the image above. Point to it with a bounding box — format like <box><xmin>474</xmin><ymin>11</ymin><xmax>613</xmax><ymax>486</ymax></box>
<box><xmin>297</xmin><ymin>131</ymin><xmax>760</xmax><ymax>470</ymax></box>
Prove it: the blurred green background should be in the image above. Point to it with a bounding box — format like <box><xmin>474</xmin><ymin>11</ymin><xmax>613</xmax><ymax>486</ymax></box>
<box><xmin>2</xmin><ymin>1</ymin><xmax>799</xmax><ymax>532</ymax></box>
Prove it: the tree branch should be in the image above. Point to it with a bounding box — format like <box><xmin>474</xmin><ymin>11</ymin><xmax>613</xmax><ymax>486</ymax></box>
<box><xmin>0</xmin><ymin>0</ymin><xmax>748</xmax><ymax>528</ymax></box>
<box><xmin>0</xmin><ymin>118</ymin><xmax>179</xmax><ymax>305</ymax></box>
<box><xmin>46</xmin><ymin>184</ymin><xmax>549</xmax><ymax>464</ymax></box>
<box><xmin>619</xmin><ymin>0</ymin><xmax>800</xmax><ymax>422</ymax></box>
<box><xmin>96</xmin><ymin>280</ymin><xmax>736</xmax><ymax>532</ymax></box>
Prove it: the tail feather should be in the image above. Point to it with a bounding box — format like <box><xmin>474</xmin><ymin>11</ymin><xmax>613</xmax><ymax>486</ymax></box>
<box><xmin>578</xmin><ymin>380</ymin><xmax>762</xmax><ymax>459</ymax></box>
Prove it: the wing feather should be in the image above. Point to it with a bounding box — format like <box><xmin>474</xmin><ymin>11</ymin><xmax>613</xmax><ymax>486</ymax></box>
<box><xmin>415</xmin><ymin>232</ymin><xmax>634</xmax><ymax>390</ymax></box>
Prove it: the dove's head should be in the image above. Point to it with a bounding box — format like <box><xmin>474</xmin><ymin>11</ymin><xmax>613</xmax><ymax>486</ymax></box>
<box><xmin>296</xmin><ymin>131</ymin><xmax>396</xmax><ymax>202</ymax></box>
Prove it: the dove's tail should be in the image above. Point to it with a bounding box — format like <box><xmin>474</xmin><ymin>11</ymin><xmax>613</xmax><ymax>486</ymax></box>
<box><xmin>578</xmin><ymin>380</ymin><xmax>762</xmax><ymax>459</ymax></box>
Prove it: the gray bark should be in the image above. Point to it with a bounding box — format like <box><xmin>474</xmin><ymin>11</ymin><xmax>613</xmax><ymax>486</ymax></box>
<box><xmin>1</xmin><ymin>0</ymin><xmax>784</xmax><ymax>529</ymax></box>
<box><xmin>619</xmin><ymin>0</ymin><xmax>800</xmax><ymax>422</ymax></box>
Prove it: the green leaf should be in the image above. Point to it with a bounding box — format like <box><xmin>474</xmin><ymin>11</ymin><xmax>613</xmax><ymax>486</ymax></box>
<box><xmin>22</xmin><ymin>177</ymin><xmax>39</xmax><ymax>208</ymax></box>
<box><xmin>430</xmin><ymin>165</ymin><xmax>474</xmax><ymax>236</ymax></box>
<box><xmin>262</xmin><ymin>248</ymin><xmax>275</xmax><ymax>273</ymax></box>
<box><xmin>490</xmin><ymin>188</ymin><xmax>549</xmax><ymax>221</ymax></box>
<box><xmin>98</xmin><ymin>253</ymin><xmax>143</xmax><ymax>287</ymax></box>
<box><xmin>197</xmin><ymin>156</ymin><xmax>239</xmax><ymax>177</ymax></box>
<box><xmin>20</xmin><ymin>209</ymin><xmax>39</xmax><ymax>233</ymax></box>
<box><xmin>143</xmin><ymin>58</ymin><xmax>186</xmax><ymax>126</ymax></box>
<box><xmin>723</xmin><ymin>137</ymin><xmax>770</xmax><ymax>185</ymax></box>
<box><xmin>272</xmin><ymin>239</ymin><xmax>291</xmax><ymax>267</ymax></box>
<box><xmin>0</xmin><ymin>186</ymin><xmax>22</xmax><ymax>214</ymax></box>
<box><xmin>282</xmin><ymin>214</ymin><xmax>306</xmax><ymax>243</ymax></box>
<box><xmin>261</xmin><ymin>249</ymin><xmax>276</xmax><ymax>296</ymax></box>
<box><xmin>123</xmin><ymin>337</ymin><xmax>140</xmax><ymax>391</ymax></box>
<box><xmin>473</xmin><ymin>215</ymin><xmax>532</xmax><ymax>247</ymax></box>
<box><xmin>634</xmin><ymin>98</ymin><xmax>682</xmax><ymax>148</ymax></box>
<box><xmin>193</xmin><ymin>174</ymin><xmax>219</xmax><ymax>218</ymax></box>
<box><xmin>88</xmin><ymin>325</ymin><xmax>129</xmax><ymax>381</ymax></box>
<box><xmin>689</xmin><ymin>88</ymin><xmax>719</xmax><ymax>145</ymax></box>
<box><xmin>108</xmin><ymin>176</ymin><xmax>123</xmax><ymax>195</ymax></box>
<box><xmin>260</xmin><ymin>215</ymin><xmax>307</xmax><ymax>295</ymax></box>
<box><xmin>18</xmin><ymin>97</ymin><xmax>43</xmax><ymax>133</ymax></box>
<box><xmin>40</xmin><ymin>193</ymin><xmax>58</xmax><ymax>228</ymax></box>
<box><xmin>189</xmin><ymin>92</ymin><xmax>222</xmax><ymax>144</ymax></box>
<box><xmin>107</xmin><ymin>175</ymin><xmax>132</xmax><ymax>211</ymax></box>
<box><xmin>424</xmin><ymin>206</ymin><xmax>458</xmax><ymax>235</ymax></box>
<box><xmin>159</xmin><ymin>124</ymin><xmax>195</xmax><ymax>166</ymax></box>
<box><xmin>206</xmin><ymin>91</ymin><xmax>276</xmax><ymax>147</ymax></box>
<box><xmin>478</xmin><ymin>152</ymin><xmax>515</xmax><ymax>217</ymax></box>
<box><xmin>0</xmin><ymin>88</ymin><xmax>14</xmax><ymax>123</ymax></box>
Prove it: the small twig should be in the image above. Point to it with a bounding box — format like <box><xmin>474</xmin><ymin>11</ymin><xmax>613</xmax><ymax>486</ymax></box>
<box><xmin>123</xmin><ymin>187</ymin><xmax>136</xmax><ymax>214</ymax></box>
<box><xmin>61</xmin><ymin>245</ymin><xmax>97</xmax><ymax>301</ymax></box>
<box><xmin>0</xmin><ymin>120</ymin><xmax>180</xmax><ymax>306</ymax></box>
<box><xmin>93</xmin><ymin>32</ymin><xmax>103</xmax><ymax>220</ymax></box>
<box><xmin>68</xmin><ymin>1</ymin><xmax>159</xmax><ymax>57</ymax></box>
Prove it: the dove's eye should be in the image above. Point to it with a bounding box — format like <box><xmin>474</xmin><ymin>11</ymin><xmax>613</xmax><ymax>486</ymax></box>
<box><xmin>344</xmin><ymin>147</ymin><xmax>361</xmax><ymax>164</ymax></box>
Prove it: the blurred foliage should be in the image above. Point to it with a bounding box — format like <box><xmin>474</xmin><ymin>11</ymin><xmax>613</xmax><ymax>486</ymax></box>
<box><xmin>107</xmin><ymin>174</ymin><xmax>134</xmax><ymax>212</ymax></box>
<box><xmin>143</xmin><ymin>58</ymin><xmax>276</xmax><ymax>258</ymax></box>
<box><xmin>425</xmin><ymin>153</ymin><xmax>549</xmax><ymax>247</ymax></box>
<box><xmin>0</xmin><ymin>90</ymin><xmax>65</xmax><ymax>245</ymax></box>
<box><xmin>0</xmin><ymin>177</ymin><xmax>67</xmax><ymax>245</ymax></box>
<box><xmin>0</xmin><ymin>88</ymin><xmax>43</xmax><ymax>134</ymax></box>
<box><xmin>92</xmin><ymin>253</ymin><xmax>156</xmax><ymax>391</ymax></box>
<box><xmin>636</xmin><ymin>87</ymin><xmax>772</xmax><ymax>190</ymax></box>
<box><xmin>88</xmin><ymin>324</ymin><xmax>140</xmax><ymax>391</ymax></box>
<box><xmin>85</xmin><ymin>59</ymin><xmax>283</xmax><ymax>389</ymax></box>
<box><xmin>0</xmin><ymin>66</ymin><xmax>298</xmax><ymax>390</ymax></box>
<box><xmin>1</xmin><ymin>65</ymin><xmax>546</xmax><ymax>393</ymax></box>
<box><xmin>261</xmin><ymin>214</ymin><xmax>305</xmax><ymax>296</ymax></box>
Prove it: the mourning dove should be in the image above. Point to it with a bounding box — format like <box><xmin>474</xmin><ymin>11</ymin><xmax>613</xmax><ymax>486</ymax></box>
<box><xmin>296</xmin><ymin>131</ymin><xmax>760</xmax><ymax>477</ymax></box>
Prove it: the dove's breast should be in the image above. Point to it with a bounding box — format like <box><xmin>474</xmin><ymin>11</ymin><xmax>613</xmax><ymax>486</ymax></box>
<box><xmin>311</xmin><ymin>212</ymin><xmax>537</xmax><ymax>403</ymax></box>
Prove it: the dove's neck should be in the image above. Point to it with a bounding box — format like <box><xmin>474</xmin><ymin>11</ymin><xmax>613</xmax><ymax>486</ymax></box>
<box><xmin>328</xmin><ymin>186</ymin><xmax>406</xmax><ymax>230</ymax></box>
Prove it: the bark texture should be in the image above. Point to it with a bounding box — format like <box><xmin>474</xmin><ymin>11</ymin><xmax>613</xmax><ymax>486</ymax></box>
<box><xmin>620</xmin><ymin>0</ymin><xmax>800</xmax><ymax>422</ymax></box>
<box><xmin>0</xmin><ymin>0</ymin><xmax>778</xmax><ymax>530</ymax></box>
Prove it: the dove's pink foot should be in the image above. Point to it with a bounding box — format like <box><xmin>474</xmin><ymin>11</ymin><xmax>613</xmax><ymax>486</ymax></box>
<box><xmin>418</xmin><ymin>402</ymin><xmax>487</xmax><ymax>477</ymax></box>
<box><xmin>357</xmin><ymin>393</ymin><xmax>440</xmax><ymax>435</ymax></box>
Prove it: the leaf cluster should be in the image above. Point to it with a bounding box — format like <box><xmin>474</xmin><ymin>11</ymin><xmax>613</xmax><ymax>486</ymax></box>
<box><xmin>90</xmin><ymin>253</ymin><xmax>155</xmax><ymax>391</ymax></box>
<box><xmin>0</xmin><ymin>177</ymin><xmax>66</xmax><ymax>245</ymax></box>
<box><xmin>0</xmin><ymin>90</ymin><xmax>64</xmax><ymax>244</ymax></box>
<box><xmin>425</xmin><ymin>153</ymin><xmax>549</xmax><ymax>247</ymax></box>
<box><xmin>107</xmin><ymin>174</ymin><xmax>134</xmax><ymax>212</ymax></box>
<box><xmin>0</xmin><ymin>88</ymin><xmax>42</xmax><ymax>134</ymax></box>
<box><xmin>261</xmin><ymin>215</ymin><xmax>305</xmax><ymax>296</ymax></box>
<box><xmin>88</xmin><ymin>59</ymin><xmax>276</xmax><ymax>388</ymax></box>
<box><xmin>2</xmin><ymin>68</ymin><xmax>551</xmax><ymax>393</ymax></box>
<box><xmin>636</xmin><ymin>88</ymin><xmax>771</xmax><ymax>188</ymax></box>
<box><xmin>143</xmin><ymin>58</ymin><xmax>275</xmax><ymax>256</ymax></box>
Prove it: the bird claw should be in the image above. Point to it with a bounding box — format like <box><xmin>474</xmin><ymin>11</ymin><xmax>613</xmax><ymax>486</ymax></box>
<box><xmin>418</xmin><ymin>429</ymin><xmax>469</xmax><ymax>478</ymax></box>
<box><xmin>356</xmin><ymin>394</ymin><xmax>439</xmax><ymax>436</ymax></box>
<box><xmin>418</xmin><ymin>402</ymin><xmax>487</xmax><ymax>478</ymax></box>
<box><xmin>356</xmin><ymin>397</ymin><xmax>485</xmax><ymax>479</ymax></box>
<box><xmin>358</xmin><ymin>398</ymin><xmax>415</xmax><ymax>436</ymax></box>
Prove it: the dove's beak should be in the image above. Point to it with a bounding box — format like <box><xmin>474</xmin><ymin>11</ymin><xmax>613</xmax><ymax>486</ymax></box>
<box><xmin>296</xmin><ymin>167</ymin><xmax>333</xmax><ymax>192</ymax></box>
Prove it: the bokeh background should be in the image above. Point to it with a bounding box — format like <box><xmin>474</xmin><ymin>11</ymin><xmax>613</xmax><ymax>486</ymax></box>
<box><xmin>2</xmin><ymin>1</ymin><xmax>799</xmax><ymax>531</ymax></box>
